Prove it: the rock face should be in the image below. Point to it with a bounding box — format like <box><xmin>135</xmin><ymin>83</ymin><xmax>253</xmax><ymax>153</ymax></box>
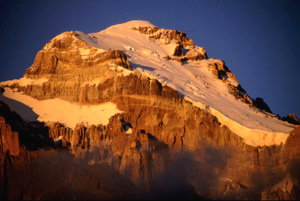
<box><xmin>254</xmin><ymin>97</ymin><xmax>272</xmax><ymax>113</ymax></box>
<box><xmin>0</xmin><ymin>101</ymin><xmax>23</xmax><ymax>156</ymax></box>
<box><xmin>282</xmin><ymin>113</ymin><xmax>300</xmax><ymax>125</ymax></box>
<box><xmin>0</xmin><ymin>116</ymin><xmax>20</xmax><ymax>156</ymax></box>
<box><xmin>17</xmin><ymin>32</ymin><xmax>133</xmax><ymax>103</ymax></box>
<box><xmin>22</xmin><ymin>31</ymin><xmax>133</xmax><ymax>104</ymax></box>
<box><xmin>25</xmin><ymin>31</ymin><xmax>131</xmax><ymax>77</ymax></box>
<box><xmin>262</xmin><ymin>174</ymin><xmax>300</xmax><ymax>200</ymax></box>
<box><xmin>283</xmin><ymin>126</ymin><xmax>300</xmax><ymax>161</ymax></box>
<box><xmin>132</xmin><ymin>26</ymin><xmax>207</xmax><ymax>63</ymax></box>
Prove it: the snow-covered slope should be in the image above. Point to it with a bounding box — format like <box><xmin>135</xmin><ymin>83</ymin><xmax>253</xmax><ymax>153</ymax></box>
<box><xmin>75</xmin><ymin>20</ymin><xmax>294</xmax><ymax>146</ymax></box>
<box><xmin>0</xmin><ymin>20</ymin><xmax>294</xmax><ymax>147</ymax></box>
<box><xmin>0</xmin><ymin>89</ymin><xmax>121</xmax><ymax>128</ymax></box>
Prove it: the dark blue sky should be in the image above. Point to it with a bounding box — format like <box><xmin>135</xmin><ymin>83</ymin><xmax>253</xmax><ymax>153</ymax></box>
<box><xmin>0</xmin><ymin>0</ymin><xmax>299</xmax><ymax>118</ymax></box>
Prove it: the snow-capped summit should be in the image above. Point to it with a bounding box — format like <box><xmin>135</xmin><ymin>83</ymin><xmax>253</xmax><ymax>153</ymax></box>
<box><xmin>0</xmin><ymin>20</ymin><xmax>295</xmax><ymax>147</ymax></box>
<box><xmin>98</xmin><ymin>20</ymin><xmax>156</xmax><ymax>32</ymax></box>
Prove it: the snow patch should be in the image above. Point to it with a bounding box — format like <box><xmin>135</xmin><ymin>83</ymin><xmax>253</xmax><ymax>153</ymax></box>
<box><xmin>95</xmin><ymin>48</ymin><xmax>105</xmax><ymax>54</ymax></box>
<box><xmin>0</xmin><ymin>89</ymin><xmax>122</xmax><ymax>129</ymax></box>
<box><xmin>186</xmin><ymin>97</ymin><xmax>290</xmax><ymax>147</ymax></box>
<box><xmin>0</xmin><ymin>77</ymin><xmax>49</xmax><ymax>87</ymax></box>
<box><xmin>78</xmin><ymin>47</ymin><xmax>90</xmax><ymax>59</ymax></box>
<box><xmin>78</xmin><ymin>48</ymin><xmax>90</xmax><ymax>55</ymax></box>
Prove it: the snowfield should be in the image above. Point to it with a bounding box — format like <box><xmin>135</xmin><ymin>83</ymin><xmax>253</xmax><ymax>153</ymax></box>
<box><xmin>0</xmin><ymin>20</ymin><xmax>295</xmax><ymax>147</ymax></box>
<box><xmin>0</xmin><ymin>89</ymin><xmax>122</xmax><ymax>129</ymax></box>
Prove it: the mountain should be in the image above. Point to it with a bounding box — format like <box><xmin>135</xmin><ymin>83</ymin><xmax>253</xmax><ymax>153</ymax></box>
<box><xmin>0</xmin><ymin>20</ymin><xmax>299</xmax><ymax>200</ymax></box>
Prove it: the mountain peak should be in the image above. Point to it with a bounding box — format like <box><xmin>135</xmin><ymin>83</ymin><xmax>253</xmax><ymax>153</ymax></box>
<box><xmin>99</xmin><ymin>20</ymin><xmax>155</xmax><ymax>33</ymax></box>
<box><xmin>0</xmin><ymin>21</ymin><xmax>295</xmax><ymax>147</ymax></box>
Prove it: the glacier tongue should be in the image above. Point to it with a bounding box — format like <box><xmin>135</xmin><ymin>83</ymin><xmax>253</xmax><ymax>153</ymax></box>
<box><xmin>75</xmin><ymin>20</ymin><xmax>294</xmax><ymax>147</ymax></box>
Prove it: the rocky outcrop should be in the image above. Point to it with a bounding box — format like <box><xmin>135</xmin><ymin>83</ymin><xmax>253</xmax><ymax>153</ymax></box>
<box><xmin>0</xmin><ymin>117</ymin><xmax>20</xmax><ymax>156</ymax></box>
<box><xmin>227</xmin><ymin>84</ymin><xmax>253</xmax><ymax>104</ymax></box>
<box><xmin>25</xmin><ymin>48</ymin><xmax>131</xmax><ymax>77</ymax></box>
<box><xmin>25</xmin><ymin>31</ymin><xmax>131</xmax><ymax>77</ymax></box>
<box><xmin>47</xmin><ymin>114</ymin><xmax>170</xmax><ymax>185</ymax></box>
<box><xmin>282</xmin><ymin>126</ymin><xmax>300</xmax><ymax>161</ymax></box>
<box><xmin>0</xmin><ymin>32</ymin><xmax>133</xmax><ymax>106</ymax></box>
<box><xmin>132</xmin><ymin>26</ymin><xmax>207</xmax><ymax>63</ymax></box>
<box><xmin>202</xmin><ymin>59</ymin><xmax>263</xmax><ymax>109</ymax></box>
<box><xmin>262</xmin><ymin>186</ymin><xmax>300</xmax><ymax>200</ymax></box>
<box><xmin>132</xmin><ymin>26</ymin><xmax>194</xmax><ymax>47</ymax></box>
<box><xmin>254</xmin><ymin>97</ymin><xmax>272</xmax><ymax>113</ymax></box>
<box><xmin>262</xmin><ymin>174</ymin><xmax>300</xmax><ymax>200</ymax></box>
<box><xmin>226</xmin><ymin>81</ymin><xmax>274</xmax><ymax>116</ymax></box>
<box><xmin>282</xmin><ymin>113</ymin><xmax>300</xmax><ymax>125</ymax></box>
<box><xmin>205</xmin><ymin>59</ymin><xmax>238</xmax><ymax>82</ymax></box>
<box><xmin>0</xmin><ymin>102</ymin><xmax>22</xmax><ymax>156</ymax></box>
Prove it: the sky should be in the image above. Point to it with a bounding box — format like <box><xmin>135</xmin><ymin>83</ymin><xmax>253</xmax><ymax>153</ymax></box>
<box><xmin>0</xmin><ymin>0</ymin><xmax>299</xmax><ymax>118</ymax></box>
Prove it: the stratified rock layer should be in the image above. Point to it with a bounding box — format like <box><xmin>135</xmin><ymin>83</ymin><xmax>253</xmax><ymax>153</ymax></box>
<box><xmin>25</xmin><ymin>31</ymin><xmax>131</xmax><ymax>76</ymax></box>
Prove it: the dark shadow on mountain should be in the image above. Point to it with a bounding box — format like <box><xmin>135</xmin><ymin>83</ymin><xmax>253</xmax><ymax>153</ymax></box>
<box><xmin>129</xmin><ymin>61</ymin><xmax>156</xmax><ymax>71</ymax></box>
<box><xmin>182</xmin><ymin>60</ymin><xmax>189</xmax><ymax>65</ymax></box>
<box><xmin>177</xmin><ymin>91</ymin><xmax>185</xmax><ymax>98</ymax></box>
<box><xmin>4</xmin><ymin>149</ymin><xmax>141</xmax><ymax>200</ymax></box>
<box><xmin>0</xmin><ymin>100</ymin><xmax>52</xmax><ymax>151</ymax></box>
<box><xmin>143</xmin><ymin>144</ymin><xmax>233</xmax><ymax>200</ymax></box>
<box><xmin>0</xmin><ymin>94</ymin><xmax>39</xmax><ymax>122</ymax></box>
